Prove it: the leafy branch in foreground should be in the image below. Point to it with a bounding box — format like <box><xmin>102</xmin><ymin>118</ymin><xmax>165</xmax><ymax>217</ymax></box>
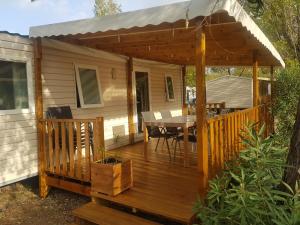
<box><xmin>194</xmin><ymin>124</ymin><xmax>300</xmax><ymax>225</ymax></box>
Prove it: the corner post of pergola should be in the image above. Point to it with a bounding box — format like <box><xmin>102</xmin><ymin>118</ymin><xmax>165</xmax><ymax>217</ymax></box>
<box><xmin>127</xmin><ymin>57</ymin><xmax>135</xmax><ymax>144</ymax></box>
<box><xmin>195</xmin><ymin>27</ymin><xmax>209</xmax><ymax>191</ymax></box>
<box><xmin>33</xmin><ymin>37</ymin><xmax>49</xmax><ymax>198</ymax></box>
<box><xmin>182</xmin><ymin>65</ymin><xmax>188</xmax><ymax>116</ymax></box>
<box><xmin>270</xmin><ymin>65</ymin><xmax>275</xmax><ymax>132</ymax></box>
<box><xmin>252</xmin><ymin>51</ymin><xmax>260</xmax><ymax>106</ymax></box>
<box><xmin>270</xmin><ymin>65</ymin><xmax>275</xmax><ymax>103</ymax></box>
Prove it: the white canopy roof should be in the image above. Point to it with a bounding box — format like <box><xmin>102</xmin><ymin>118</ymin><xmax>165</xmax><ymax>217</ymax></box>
<box><xmin>29</xmin><ymin>0</ymin><xmax>284</xmax><ymax>67</ymax></box>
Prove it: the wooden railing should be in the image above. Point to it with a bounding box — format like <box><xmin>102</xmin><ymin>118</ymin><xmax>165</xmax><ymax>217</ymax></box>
<box><xmin>40</xmin><ymin>117</ymin><xmax>104</xmax><ymax>182</ymax></box>
<box><xmin>207</xmin><ymin>104</ymin><xmax>272</xmax><ymax>177</ymax></box>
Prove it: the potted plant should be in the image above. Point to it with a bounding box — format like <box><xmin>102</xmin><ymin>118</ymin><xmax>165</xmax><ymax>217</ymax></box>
<box><xmin>91</xmin><ymin>146</ymin><xmax>133</xmax><ymax>196</ymax></box>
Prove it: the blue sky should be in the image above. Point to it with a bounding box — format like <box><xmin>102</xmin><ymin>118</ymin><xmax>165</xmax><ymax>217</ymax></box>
<box><xmin>0</xmin><ymin>0</ymin><xmax>185</xmax><ymax>35</ymax></box>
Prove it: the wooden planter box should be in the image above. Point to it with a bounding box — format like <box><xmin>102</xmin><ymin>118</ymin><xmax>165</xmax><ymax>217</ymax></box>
<box><xmin>91</xmin><ymin>159</ymin><xmax>133</xmax><ymax>196</ymax></box>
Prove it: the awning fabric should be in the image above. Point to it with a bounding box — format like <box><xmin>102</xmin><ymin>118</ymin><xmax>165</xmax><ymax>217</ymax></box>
<box><xmin>29</xmin><ymin>0</ymin><xmax>284</xmax><ymax>67</ymax></box>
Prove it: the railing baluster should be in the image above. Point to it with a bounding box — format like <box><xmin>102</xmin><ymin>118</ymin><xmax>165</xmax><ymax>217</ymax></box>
<box><xmin>54</xmin><ymin>122</ymin><xmax>60</xmax><ymax>175</ymax></box>
<box><xmin>84</xmin><ymin>122</ymin><xmax>91</xmax><ymax>181</ymax></box>
<box><xmin>76</xmin><ymin>121</ymin><xmax>82</xmax><ymax>180</ymax></box>
<box><xmin>61</xmin><ymin>121</ymin><xmax>67</xmax><ymax>176</ymax></box>
<box><xmin>69</xmin><ymin>122</ymin><xmax>75</xmax><ymax>178</ymax></box>
<box><xmin>48</xmin><ymin>121</ymin><xmax>54</xmax><ymax>173</ymax></box>
<box><xmin>209</xmin><ymin>121</ymin><xmax>215</xmax><ymax>176</ymax></box>
<box><xmin>219</xmin><ymin>119</ymin><xmax>224</xmax><ymax>169</ymax></box>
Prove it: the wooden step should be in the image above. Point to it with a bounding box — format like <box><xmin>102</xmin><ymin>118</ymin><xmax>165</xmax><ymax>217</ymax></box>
<box><xmin>73</xmin><ymin>202</ymin><xmax>162</xmax><ymax>225</ymax></box>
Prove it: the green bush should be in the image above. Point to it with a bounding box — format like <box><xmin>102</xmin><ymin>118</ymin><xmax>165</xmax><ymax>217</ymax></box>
<box><xmin>273</xmin><ymin>61</ymin><xmax>300</xmax><ymax>146</ymax></box>
<box><xmin>194</xmin><ymin>124</ymin><xmax>300</xmax><ymax>225</ymax></box>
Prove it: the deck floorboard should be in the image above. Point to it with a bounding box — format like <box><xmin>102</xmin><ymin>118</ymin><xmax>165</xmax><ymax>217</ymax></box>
<box><xmin>91</xmin><ymin>141</ymin><xmax>204</xmax><ymax>224</ymax></box>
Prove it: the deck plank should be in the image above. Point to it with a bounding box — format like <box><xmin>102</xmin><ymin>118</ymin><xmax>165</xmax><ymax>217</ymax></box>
<box><xmin>91</xmin><ymin>141</ymin><xmax>203</xmax><ymax>224</ymax></box>
<box><xmin>73</xmin><ymin>202</ymin><xmax>162</xmax><ymax>225</ymax></box>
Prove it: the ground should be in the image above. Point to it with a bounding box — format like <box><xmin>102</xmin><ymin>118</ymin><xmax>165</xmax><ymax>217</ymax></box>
<box><xmin>0</xmin><ymin>177</ymin><xmax>89</xmax><ymax>225</ymax></box>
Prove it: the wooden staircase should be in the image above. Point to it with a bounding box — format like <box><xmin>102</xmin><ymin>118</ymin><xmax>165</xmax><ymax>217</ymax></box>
<box><xmin>72</xmin><ymin>202</ymin><xmax>162</xmax><ymax>225</ymax></box>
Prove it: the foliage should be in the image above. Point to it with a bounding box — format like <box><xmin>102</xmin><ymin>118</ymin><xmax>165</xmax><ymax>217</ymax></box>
<box><xmin>96</xmin><ymin>145</ymin><xmax>121</xmax><ymax>164</ymax></box>
<box><xmin>94</xmin><ymin>0</ymin><xmax>121</xmax><ymax>16</ymax></box>
<box><xmin>253</xmin><ymin>0</ymin><xmax>300</xmax><ymax>62</ymax></box>
<box><xmin>194</xmin><ymin>124</ymin><xmax>300</xmax><ymax>225</ymax></box>
<box><xmin>272</xmin><ymin>61</ymin><xmax>300</xmax><ymax>146</ymax></box>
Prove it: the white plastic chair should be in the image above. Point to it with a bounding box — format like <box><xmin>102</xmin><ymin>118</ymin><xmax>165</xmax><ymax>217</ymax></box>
<box><xmin>141</xmin><ymin>111</ymin><xmax>156</xmax><ymax>122</ymax></box>
<box><xmin>160</xmin><ymin>110</ymin><xmax>172</xmax><ymax>119</ymax></box>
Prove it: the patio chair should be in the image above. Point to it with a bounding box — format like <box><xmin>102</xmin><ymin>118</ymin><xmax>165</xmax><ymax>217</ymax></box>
<box><xmin>173</xmin><ymin>128</ymin><xmax>197</xmax><ymax>161</ymax></box>
<box><xmin>46</xmin><ymin>106</ymin><xmax>94</xmax><ymax>154</ymax></box>
<box><xmin>160</xmin><ymin>110</ymin><xmax>172</xmax><ymax>119</ymax></box>
<box><xmin>220</xmin><ymin>108</ymin><xmax>231</xmax><ymax>115</ymax></box>
<box><xmin>141</xmin><ymin>111</ymin><xmax>172</xmax><ymax>160</ymax></box>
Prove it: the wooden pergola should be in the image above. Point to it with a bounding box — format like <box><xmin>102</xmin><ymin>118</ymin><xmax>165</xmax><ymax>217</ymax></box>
<box><xmin>31</xmin><ymin>1</ymin><xmax>284</xmax><ymax>195</ymax></box>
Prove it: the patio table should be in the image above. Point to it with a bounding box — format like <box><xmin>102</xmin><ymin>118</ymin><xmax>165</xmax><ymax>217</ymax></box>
<box><xmin>143</xmin><ymin>115</ymin><xmax>196</xmax><ymax>167</ymax></box>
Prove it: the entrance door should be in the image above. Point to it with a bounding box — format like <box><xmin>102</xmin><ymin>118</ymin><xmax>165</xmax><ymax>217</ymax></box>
<box><xmin>135</xmin><ymin>71</ymin><xmax>150</xmax><ymax>133</ymax></box>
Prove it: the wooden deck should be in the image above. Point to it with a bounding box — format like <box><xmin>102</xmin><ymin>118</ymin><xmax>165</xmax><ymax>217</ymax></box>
<box><xmin>91</xmin><ymin>140</ymin><xmax>203</xmax><ymax>225</ymax></box>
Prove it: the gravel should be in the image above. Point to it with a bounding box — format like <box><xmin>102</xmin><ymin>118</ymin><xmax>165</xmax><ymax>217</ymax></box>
<box><xmin>0</xmin><ymin>177</ymin><xmax>89</xmax><ymax>225</ymax></box>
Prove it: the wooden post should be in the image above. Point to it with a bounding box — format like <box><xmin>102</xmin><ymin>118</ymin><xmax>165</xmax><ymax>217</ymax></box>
<box><xmin>33</xmin><ymin>37</ymin><xmax>49</xmax><ymax>198</ymax></box>
<box><xmin>270</xmin><ymin>66</ymin><xmax>275</xmax><ymax>133</ymax></box>
<box><xmin>195</xmin><ymin>28</ymin><xmax>209</xmax><ymax>192</ymax></box>
<box><xmin>253</xmin><ymin>51</ymin><xmax>260</xmax><ymax>106</ymax></box>
<box><xmin>95</xmin><ymin>117</ymin><xmax>105</xmax><ymax>161</ymax></box>
<box><xmin>127</xmin><ymin>57</ymin><xmax>135</xmax><ymax>144</ymax></box>
<box><xmin>143</xmin><ymin>122</ymin><xmax>149</xmax><ymax>161</ymax></box>
<box><xmin>182</xmin><ymin>65</ymin><xmax>188</xmax><ymax>116</ymax></box>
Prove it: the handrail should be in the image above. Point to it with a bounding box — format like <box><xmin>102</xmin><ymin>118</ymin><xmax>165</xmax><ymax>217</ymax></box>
<box><xmin>40</xmin><ymin>118</ymin><xmax>96</xmax><ymax>123</ymax></box>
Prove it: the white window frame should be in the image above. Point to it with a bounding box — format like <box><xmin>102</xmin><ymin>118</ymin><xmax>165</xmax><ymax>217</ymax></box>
<box><xmin>75</xmin><ymin>64</ymin><xmax>104</xmax><ymax>108</ymax></box>
<box><xmin>0</xmin><ymin>57</ymin><xmax>34</xmax><ymax>116</ymax></box>
<box><xmin>165</xmin><ymin>74</ymin><xmax>175</xmax><ymax>102</ymax></box>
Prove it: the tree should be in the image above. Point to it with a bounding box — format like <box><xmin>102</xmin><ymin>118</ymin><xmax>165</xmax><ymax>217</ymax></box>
<box><xmin>94</xmin><ymin>0</ymin><xmax>121</xmax><ymax>17</ymax></box>
<box><xmin>282</xmin><ymin>99</ymin><xmax>300</xmax><ymax>190</ymax></box>
<box><xmin>244</xmin><ymin>0</ymin><xmax>300</xmax><ymax>62</ymax></box>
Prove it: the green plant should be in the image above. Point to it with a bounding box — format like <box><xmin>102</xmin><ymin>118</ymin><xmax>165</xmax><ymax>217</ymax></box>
<box><xmin>194</xmin><ymin>124</ymin><xmax>300</xmax><ymax>225</ymax></box>
<box><xmin>273</xmin><ymin>61</ymin><xmax>300</xmax><ymax>146</ymax></box>
<box><xmin>95</xmin><ymin>145</ymin><xmax>121</xmax><ymax>164</ymax></box>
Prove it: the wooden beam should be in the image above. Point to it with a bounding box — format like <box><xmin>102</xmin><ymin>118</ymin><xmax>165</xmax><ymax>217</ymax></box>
<box><xmin>270</xmin><ymin>66</ymin><xmax>275</xmax><ymax>103</ymax></box>
<box><xmin>182</xmin><ymin>66</ymin><xmax>188</xmax><ymax>116</ymax></box>
<box><xmin>127</xmin><ymin>57</ymin><xmax>135</xmax><ymax>144</ymax></box>
<box><xmin>46</xmin><ymin>176</ymin><xmax>91</xmax><ymax>197</ymax></box>
<box><xmin>195</xmin><ymin>28</ymin><xmax>209</xmax><ymax>192</ymax></box>
<box><xmin>33</xmin><ymin>37</ymin><xmax>49</xmax><ymax>198</ymax></box>
<box><xmin>253</xmin><ymin>51</ymin><xmax>259</xmax><ymax>106</ymax></box>
<box><xmin>270</xmin><ymin>66</ymin><xmax>275</xmax><ymax>133</ymax></box>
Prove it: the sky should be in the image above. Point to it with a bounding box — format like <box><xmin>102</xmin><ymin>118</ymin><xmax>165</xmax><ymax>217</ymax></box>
<box><xmin>0</xmin><ymin>0</ymin><xmax>185</xmax><ymax>35</ymax></box>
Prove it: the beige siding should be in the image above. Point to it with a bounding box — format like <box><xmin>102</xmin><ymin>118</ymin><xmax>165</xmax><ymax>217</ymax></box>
<box><xmin>42</xmin><ymin>40</ymin><xmax>183</xmax><ymax>149</ymax></box>
<box><xmin>0</xmin><ymin>33</ymin><xmax>37</xmax><ymax>187</ymax></box>
<box><xmin>133</xmin><ymin>60</ymin><xmax>183</xmax><ymax>117</ymax></box>
<box><xmin>206</xmin><ymin>76</ymin><xmax>253</xmax><ymax>109</ymax></box>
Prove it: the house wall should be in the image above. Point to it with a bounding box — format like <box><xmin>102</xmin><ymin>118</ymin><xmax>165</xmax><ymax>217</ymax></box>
<box><xmin>206</xmin><ymin>76</ymin><xmax>253</xmax><ymax>109</ymax></box>
<box><xmin>0</xmin><ymin>33</ymin><xmax>37</xmax><ymax>187</ymax></box>
<box><xmin>41</xmin><ymin>39</ymin><xmax>183</xmax><ymax>150</ymax></box>
<box><xmin>206</xmin><ymin>76</ymin><xmax>271</xmax><ymax>109</ymax></box>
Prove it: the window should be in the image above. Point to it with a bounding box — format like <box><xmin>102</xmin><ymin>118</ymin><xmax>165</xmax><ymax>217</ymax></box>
<box><xmin>165</xmin><ymin>75</ymin><xmax>175</xmax><ymax>101</ymax></box>
<box><xmin>75</xmin><ymin>64</ymin><xmax>104</xmax><ymax>108</ymax></box>
<box><xmin>0</xmin><ymin>60</ymin><xmax>29</xmax><ymax>110</ymax></box>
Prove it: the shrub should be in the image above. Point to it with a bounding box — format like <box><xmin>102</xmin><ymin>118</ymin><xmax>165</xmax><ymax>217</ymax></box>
<box><xmin>194</xmin><ymin>124</ymin><xmax>300</xmax><ymax>225</ymax></box>
<box><xmin>273</xmin><ymin>61</ymin><xmax>300</xmax><ymax>146</ymax></box>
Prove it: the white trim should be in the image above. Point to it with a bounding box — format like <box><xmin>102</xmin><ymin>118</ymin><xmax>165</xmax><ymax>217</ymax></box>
<box><xmin>42</xmin><ymin>38</ymin><xmax>127</xmax><ymax>63</ymax></box>
<box><xmin>165</xmin><ymin>74</ymin><xmax>175</xmax><ymax>102</ymax></box>
<box><xmin>0</xmin><ymin>58</ymin><xmax>35</xmax><ymax>116</ymax></box>
<box><xmin>133</xmin><ymin>66</ymin><xmax>151</xmax><ymax>136</ymax></box>
<box><xmin>74</xmin><ymin>64</ymin><xmax>104</xmax><ymax>109</ymax></box>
